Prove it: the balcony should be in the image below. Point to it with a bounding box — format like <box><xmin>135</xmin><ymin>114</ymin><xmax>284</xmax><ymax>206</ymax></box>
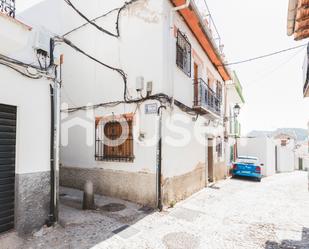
<box><xmin>193</xmin><ymin>78</ymin><xmax>221</xmax><ymax>117</ymax></box>
<box><xmin>0</xmin><ymin>0</ymin><xmax>15</xmax><ymax>17</ymax></box>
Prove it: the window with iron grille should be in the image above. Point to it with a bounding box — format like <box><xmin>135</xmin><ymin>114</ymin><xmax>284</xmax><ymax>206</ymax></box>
<box><xmin>176</xmin><ymin>30</ymin><xmax>191</xmax><ymax>77</ymax></box>
<box><xmin>95</xmin><ymin>115</ymin><xmax>134</xmax><ymax>162</ymax></box>
<box><xmin>216</xmin><ymin>138</ymin><xmax>222</xmax><ymax>158</ymax></box>
<box><xmin>0</xmin><ymin>0</ymin><xmax>15</xmax><ymax>17</ymax></box>
<box><xmin>216</xmin><ymin>81</ymin><xmax>223</xmax><ymax>101</ymax></box>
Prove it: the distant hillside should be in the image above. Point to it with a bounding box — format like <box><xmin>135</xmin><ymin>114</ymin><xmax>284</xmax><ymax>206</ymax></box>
<box><xmin>247</xmin><ymin>128</ymin><xmax>308</xmax><ymax>141</ymax></box>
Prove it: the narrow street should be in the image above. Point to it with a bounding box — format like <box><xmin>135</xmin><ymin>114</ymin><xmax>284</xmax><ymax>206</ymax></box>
<box><xmin>2</xmin><ymin>171</ymin><xmax>309</xmax><ymax>249</ymax></box>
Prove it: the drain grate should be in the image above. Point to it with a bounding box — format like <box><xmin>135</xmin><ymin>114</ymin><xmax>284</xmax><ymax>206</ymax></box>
<box><xmin>209</xmin><ymin>185</ymin><xmax>220</xmax><ymax>190</ymax></box>
<box><xmin>112</xmin><ymin>224</ymin><xmax>140</xmax><ymax>239</ymax></box>
<box><xmin>100</xmin><ymin>203</ymin><xmax>126</xmax><ymax>212</ymax></box>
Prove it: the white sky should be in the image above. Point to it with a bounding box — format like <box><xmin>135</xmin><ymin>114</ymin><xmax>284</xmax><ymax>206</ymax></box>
<box><xmin>205</xmin><ymin>0</ymin><xmax>309</xmax><ymax>134</ymax></box>
<box><xmin>17</xmin><ymin>0</ymin><xmax>309</xmax><ymax>134</ymax></box>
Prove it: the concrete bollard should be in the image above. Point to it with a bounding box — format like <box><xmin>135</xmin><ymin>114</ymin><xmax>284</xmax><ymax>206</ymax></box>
<box><xmin>83</xmin><ymin>180</ymin><xmax>95</xmax><ymax>210</ymax></box>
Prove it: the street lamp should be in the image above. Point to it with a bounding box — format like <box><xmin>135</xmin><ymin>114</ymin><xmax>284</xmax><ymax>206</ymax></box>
<box><xmin>233</xmin><ymin>103</ymin><xmax>241</xmax><ymax>118</ymax></box>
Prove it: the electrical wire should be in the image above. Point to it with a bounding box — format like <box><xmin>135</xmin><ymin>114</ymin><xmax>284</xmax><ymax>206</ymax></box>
<box><xmin>63</xmin><ymin>0</ymin><xmax>139</xmax><ymax>38</ymax></box>
<box><xmin>63</xmin><ymin>8</ymin><xmax>120</xmax><ymax>37</ymax></box>
<box><xmin>0</xmin><ymin>61</ymin><xmax>42</xmax><ymax>79</ymax></box>
<box><xmin>0</xmin><ymin>54</ymin><xmax>57</xmax><ymax>79</ymax></box>
<box><xmin>57</xmin><ymin>37</ymin><xmax>129</xmax><ymax>101</ymax></box>
<box><xmin>250</xmin><ymin>46</ymin><xmax>305</xmax><ymax>84</ymax></box>
<box><xmin>219</xmin><ymin>44</ymin><xmax>307</xmax><ymax>66</ymax></box>
<box><xmin>62</xmin><ymin>93</ymin><xmax>172</xmax><ymax>113</ymax></box>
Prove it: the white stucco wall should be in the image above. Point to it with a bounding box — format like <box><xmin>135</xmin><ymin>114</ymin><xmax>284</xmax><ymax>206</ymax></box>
<box><xmin>18</xmin><ymin>0</ymin><xmax>227</xmax><ymax>179</ymax></box>
<box><xmin>169</xmin><ymin>3</ymin><xmax>225</xmax><ymax>109</ymax></box>
<box><xmin>0</xmin><ymin>13</ymin><xmax>51</xmax><ymax>175</ymax></box>
<box><xmin>238</xmin><ymin>137</ymin><xmax>276</xmax><ymax>176</ymax></box>
<box><xmin>0</xmin><ymin>64</ymin><xmax>51</xmax><ymax>174</ymax></box>
<box><xmin>277</xmin><ymin>146</ymin><xmax>295</xmax><ymax>172</ymax></box>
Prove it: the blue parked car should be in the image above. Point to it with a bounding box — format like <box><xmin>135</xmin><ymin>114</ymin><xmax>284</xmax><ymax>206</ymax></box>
<box><xmin>232</xmin><ymin>156</ymin><xmax>263</xmax><ymax>182</ymax></box>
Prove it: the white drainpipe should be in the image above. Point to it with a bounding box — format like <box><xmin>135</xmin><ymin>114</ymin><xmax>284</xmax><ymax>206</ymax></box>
<box><xmin>287</xmin><ymin>0</ymin><xmax>298</xmax><ymax>36</ymax></box>
<box><xmin>169</xmin><ymin>0</ymin><xmax>191</xmax><ymax>104</ymax></box>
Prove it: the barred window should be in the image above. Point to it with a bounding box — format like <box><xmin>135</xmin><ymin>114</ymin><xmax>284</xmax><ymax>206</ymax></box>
<box><xmin>176</xmin><ymin>30</ymin><xmax>191</xmax><ymax>77</ymax></box>
<box><xmin>216</xmin><ymin>81</ymin><xmax>223</xmax><ymax>101</ymax></box>
<box><xmin>95</xmin><ymin>114</ymin><xmax>134</xmax><ymax>162</ymax></box>
<box><xmin>216</xmin><ymin>137</ymin><xmax>223</xmax><ymax>158</ymax></box>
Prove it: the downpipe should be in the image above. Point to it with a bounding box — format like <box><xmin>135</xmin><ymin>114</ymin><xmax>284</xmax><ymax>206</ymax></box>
<box><xmin>156</xmin><ymin>105</ymin><xmax>166</xmax><ymax>211</ymax></box>
<box><xmin>48</xmin><ymin>39</ymin><xmax>61</xmax><ymax>225</ymax></box>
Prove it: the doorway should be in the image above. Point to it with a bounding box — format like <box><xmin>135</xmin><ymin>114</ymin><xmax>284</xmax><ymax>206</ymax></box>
<box><xmin>208</xmin><ymin>138</ymin><xmax>214</xmax><ymax>183</ymax></box>
<box><xmin>0</xmin><ymin>104</ymin><xmax>16</xmax><ymax>234</ymax></box>
<box><xmin>299</xmin><ymin>158</ymin><xmax>303</xmax><ymax>171</ymax></box>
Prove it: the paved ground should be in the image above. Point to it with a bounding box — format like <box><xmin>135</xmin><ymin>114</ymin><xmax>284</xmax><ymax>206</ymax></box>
<box><xmin>1</xmin><ymin>171</ymin><xmax>309</xmax><ymax>249</ymax></box>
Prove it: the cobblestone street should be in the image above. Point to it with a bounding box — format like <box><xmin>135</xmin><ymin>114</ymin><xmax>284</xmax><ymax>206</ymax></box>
<box><xmin>2</xmin><ymin>171</ymin><xmax>309</xmax><ymax>249</ymax></box>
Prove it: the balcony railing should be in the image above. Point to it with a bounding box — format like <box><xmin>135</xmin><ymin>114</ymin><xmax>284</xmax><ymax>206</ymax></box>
<box><xmin>193</xmin><ymin>78</ymin><xmax>221</xmax><ymax>116</ymax></box>
<box><xmin>0</xmin><ymin>0</ymin><xmax>15</xmax><ymax>17</ymax></box>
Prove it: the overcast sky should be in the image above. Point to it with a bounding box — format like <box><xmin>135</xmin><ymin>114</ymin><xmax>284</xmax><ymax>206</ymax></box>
<box><xmin>205</xmin><ymin>0</ymin><xmax>309</xmax><ymax>134</ymax></box>
<box><xmin>18</xmin><ymin>0</ymin><xmax>309</xmax><ymax>134</ymax></box>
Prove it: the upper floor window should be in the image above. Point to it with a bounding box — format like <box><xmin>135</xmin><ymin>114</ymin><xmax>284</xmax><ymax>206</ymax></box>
<box><xmin>216</xmin><ymin>81</ymin><xmax>222</xmax><ymax>101</ymax></box>
<box><xmin>176</xmin><ymin>30</ymin><xmax>191</xmax><ymax>77</ymax></box>
<box><xmin>0</xmin><ymin>0</ymin><xmax>15</xmax><ymax>17</ymax></box>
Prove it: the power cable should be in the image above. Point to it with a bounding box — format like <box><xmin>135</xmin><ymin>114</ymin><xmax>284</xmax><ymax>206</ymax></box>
<box><xmin>63</xmin><ymin>8</ymin><xmax>119</xmax><ymax>37</ymax></box>
<box><xmin>0</xmin><ymin>61</ymin><xmax>42</xmax><ymax>79</ymax></box>
<box><xmin>63</xmin><ymin>93</ymin><xmax>172</xmax><ymax>113</ymax></box>
<box><xmin>58</xmin><ymin>37</ymin><xmax>129</xmax><ymax>101</ymax></box>
<box><xmin>219</xmin><ymin>44</ymin><xmax>307</xmax><ymax>66</ymax></box>
<box><xmin>63</xmin><ymin>0</ymin><xmax>138</xmax><ymax>38</ymax></box>
<box><xmin>251</xmin><ymin>46</ymin><xmax>305</xmax><ymax>84</ymax></box>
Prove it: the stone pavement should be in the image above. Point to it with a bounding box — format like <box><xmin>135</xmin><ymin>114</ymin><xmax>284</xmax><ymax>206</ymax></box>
<box><xmin>1</xmin><ymin>171</ymin><xmax>309</xmax><ymax>249</ymax></box>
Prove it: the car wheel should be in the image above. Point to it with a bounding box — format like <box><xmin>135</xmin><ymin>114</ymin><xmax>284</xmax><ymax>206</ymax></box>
<box><xmin>257</xmin><ymin>178</ymin><xmax>261</xmax><ymax>182</ymax></box>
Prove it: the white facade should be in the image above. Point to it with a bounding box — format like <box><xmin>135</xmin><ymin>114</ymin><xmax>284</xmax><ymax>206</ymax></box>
<box><xmin>18</xmin><ymin>0</ymin><xmax>231</xmax><ymax>206</ymax></box>
<box><xmin>273</xmin><ymin>134</ymin><xmax>297</xmax><ymax>172</ymax></box>
<box><xmin>276</xmin><ymin>146</ymin><xmax>295</xmax><ymax>172</ymax></box>
<box><xmin>238</xmin><ymin>137</ymin><xmax>276</xmax><ymax>177</ymax></box>
<box><xmin>225</xmin><ymin>72</ymin><xmax>245</xmax><ymax>169</ymax></box>
<box><xmin>0</xmin><ymin>11</ymin><xmax>52</xmax><ymax>234</ymax></box>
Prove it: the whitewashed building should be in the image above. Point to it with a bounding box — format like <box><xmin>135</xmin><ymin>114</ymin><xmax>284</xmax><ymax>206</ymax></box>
<box><xmin>294</xmin><ymin>141</ymin><xmax>309</xmax><ymax>171</ymax></box>
<box><xmin>273</xmin><ymin>131</ymin><xmax>297</xmax><ymax>172</ymax></box>
<box><xmin>19</xmin><ymin>0</ymin><xmax>233</xmax><ymax>208</ymax></box>
<box><xmin>238</xmin><ymin>137</ymin><xmax>276</xmax><ymax>177</ymax></box>
<box><xmin>225</xmin><ymin>71</ymin><xmax>245</xmax><ymax>169</ymax></box>
<box><xmin>0</xmin><ymin>4</ymin><xmax>60</xmax><ymax>235</ymax></box>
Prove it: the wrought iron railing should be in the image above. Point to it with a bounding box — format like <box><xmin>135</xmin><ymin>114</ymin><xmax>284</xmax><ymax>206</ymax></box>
<box><xmin>0</xmin><ymin>0</ymin><xmax>15</xmax><ymax>17</ymax></box>
<box><xmin>194</xmin><ymin>78</ymin><xmax>221</xmax><ymax>116</ymax></box>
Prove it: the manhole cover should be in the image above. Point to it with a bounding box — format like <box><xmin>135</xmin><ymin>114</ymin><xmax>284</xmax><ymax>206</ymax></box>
<box><xmin>163</xmin><ymin>232</ymin><xmax>200</xmax><ymax>249</ymax></box>
<box><xmin>100</xmin><ymin>203</ymin><xmax>126</xmax><ymax>212</ymax></box>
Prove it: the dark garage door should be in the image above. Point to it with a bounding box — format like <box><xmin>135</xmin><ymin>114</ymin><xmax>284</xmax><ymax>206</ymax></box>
<box><xmin>0</xmin><ymin>104</ymin><xmax>16</xmax><ymax>234</ymax></box>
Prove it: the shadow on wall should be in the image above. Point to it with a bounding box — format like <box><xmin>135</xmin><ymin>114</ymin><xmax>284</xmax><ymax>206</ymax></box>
<box><xmin>265</xmin><ymin>227</ymin><xmax>309</xmax><ymax>249</ymax></box>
